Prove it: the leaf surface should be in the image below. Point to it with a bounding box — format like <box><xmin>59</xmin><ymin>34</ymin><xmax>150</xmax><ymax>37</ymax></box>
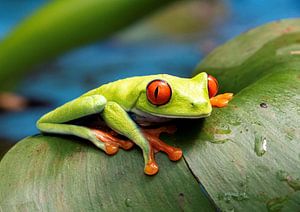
<box><xmin>188</xmin><ymin>18</ymin><xmax>300</xmax><ymax>211</ymax></box>
<box><xmin>0</xmin><ymin>135</ymin><xmax>214</xmax><ymax>211</ymax></box>
<box><xmin>1</xmin><ymin>19</ymin><xmax>300</xmax><ymax>211</ymax></box>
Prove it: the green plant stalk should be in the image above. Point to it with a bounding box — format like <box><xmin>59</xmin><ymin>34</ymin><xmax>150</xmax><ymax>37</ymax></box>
<box><xmin>0</xmin><ymin>0</ymin><xmax>175</xmax><ymax>91</ymax></box>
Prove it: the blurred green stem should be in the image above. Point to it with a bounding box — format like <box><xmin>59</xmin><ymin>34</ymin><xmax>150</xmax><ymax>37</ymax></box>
<box><xmin>0</xmin><ymin>0</ymin><xmax>175</xmax><ymax>91</ymax></box>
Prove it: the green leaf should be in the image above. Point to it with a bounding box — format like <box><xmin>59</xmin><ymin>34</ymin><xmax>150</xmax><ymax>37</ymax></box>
<box><xmin>0</xmin><ymin>135</ymin><xmax>214</xmax><ymax>211</ymax></box>
<box><xmin>195</xmin><ymin>19</ymin><xmax>300</xmax><ymax>93</ymax></box>
<box><xmin>1</xmin><ymin>19</ymin><xmax>300</xmax><ymax>211</ymax></box>
<box><xmin>0</xmin><ymin>0</ymin><xmax>174</xmax><ymax>91</ymax></box>
<box><xmin>189</xmin><ymin>18</ymin><xmax>300</xmax><ymax>210</ymax></box>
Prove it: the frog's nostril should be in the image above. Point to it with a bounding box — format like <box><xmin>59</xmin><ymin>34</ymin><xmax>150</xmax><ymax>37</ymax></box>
<box><xmin>191</xmin><ymin>100</ymin><xmax>208</xmax><ymax>108</ymax></box>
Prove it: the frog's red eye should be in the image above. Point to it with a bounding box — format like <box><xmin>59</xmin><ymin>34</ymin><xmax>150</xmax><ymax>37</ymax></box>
<box><xmin>146</xmin><ymin>79</ymin><xmax>172</xmax><ymax>106</ymax></box>
<box><xmin>208</xmin><ymin>75</ymin><xmax>219</xmax><ymax>98</ymax></box>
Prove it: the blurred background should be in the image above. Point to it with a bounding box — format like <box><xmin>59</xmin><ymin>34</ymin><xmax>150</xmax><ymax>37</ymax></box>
<box><xmin>0</xmin><ymin>0</ymin><xmax>300</xmax><ymax>158</ymax></box>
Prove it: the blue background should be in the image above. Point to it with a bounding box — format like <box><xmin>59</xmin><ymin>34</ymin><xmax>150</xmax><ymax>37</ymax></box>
<box><xmin>0</xmin><ymin>0</ymin><xmax>299</xmax><ymax>143</ymax></box>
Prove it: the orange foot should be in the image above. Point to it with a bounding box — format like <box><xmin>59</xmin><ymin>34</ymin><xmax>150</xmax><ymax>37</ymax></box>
<box><xmin>142</xmin><ymin>125</ymin><xmax>183</xmax><ymax>175</ymax></box>
<box><xmin>91</xmin><ymin>128</ymin><xmax>134</xmax><ymax>155</ymax></box>
<box><xmin>210</xmin><ymin>93</ymin><xmax>233</xmax><ymax>108</ymax></box>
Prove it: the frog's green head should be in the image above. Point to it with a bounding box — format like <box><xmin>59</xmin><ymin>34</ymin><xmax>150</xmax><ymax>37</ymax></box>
<box><xmin>134</xmin><ymin>72</ymin><xmax>217</xmax><ymax>118</ymax></box>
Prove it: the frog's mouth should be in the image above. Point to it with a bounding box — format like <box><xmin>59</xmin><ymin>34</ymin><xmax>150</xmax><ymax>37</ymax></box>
<box><xmin>145</xmin><ymin>112</ymin><xmax>211</xmax><ymax>119</ymax></box>
<box><xmin>131</xmin><ymin>108</ymin><xmax>211</xmax><ymax>119</ymax></box>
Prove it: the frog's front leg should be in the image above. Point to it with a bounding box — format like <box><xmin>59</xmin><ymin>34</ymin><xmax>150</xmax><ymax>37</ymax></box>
<box><xmin>101</xmin><ymin>101</ymin><xmax>158</xmax><ymax>175</ymax></box>
<box><xmin>142</xmin><ymin>126</ymin><xmax>183</xmax><ymax>161</ymax></box>
<box><xmin>210</xmin><ymin>93</ymin><xmax>233</xmax><ymax>107</ymax></box>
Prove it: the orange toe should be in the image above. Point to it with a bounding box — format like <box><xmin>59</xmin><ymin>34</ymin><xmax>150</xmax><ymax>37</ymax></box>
<box><xmin>168</xmin><ymin>148</ymin><xmax>183</xmax><ymax>161</ymax></box>
<box><xmin>144</xmin><ymin>161</ymin><xmax>159</xmax><ymax>175</ymax></box>
<box><xmin>104</xmin><ymin>143</ymin><xmax>119</xmax><ymax>155</ymax></box>
<box><xmin>218</xmin><ymin>99</ymin><xmax>229</xmax><ymax>107</ymax></box>
<box><xmin>210</xmin><ymin>98</ymin><xmax>227</xmax><ymax>107</ymax></box>
<box><xmin>121</xmin><ymin>141</ymin><xmax>134</xmax><ymax>150</ymax></box>
<box><xmin>210</xmin><ymin>93</ymin><xmax>233</xmax><ymax>108</ymax></box>
<box><xmin>222</xmin><ymin>93</ymin><xmax>234</xmax><ymax>100</ymax></box>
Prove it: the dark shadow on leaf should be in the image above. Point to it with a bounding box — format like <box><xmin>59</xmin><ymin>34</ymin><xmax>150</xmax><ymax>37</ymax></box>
<box><xmin>172</xmin><ymin>119</ymin><xmax>206</xmax><ymax>149</ymax></box>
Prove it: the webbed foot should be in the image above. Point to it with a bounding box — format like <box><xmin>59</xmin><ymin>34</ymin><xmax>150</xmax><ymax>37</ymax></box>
<box><xmin>92</xmin><ymin>125</ymin><xmax>182</xmax><ymax>176</ymax></box>
<box><xmin>142</xmin><ymin>125</ymin><xmax>183</xmax><ymax>175</ymax></box>
<box><xmin>210</xmin><ymin>93</ymin><xmax>233</xmax><ymax>107</ymax></box>
<box><xmin>92</xmin><ymin>129</ymin><xmax>134</xmax><ymax>155</ymax></box>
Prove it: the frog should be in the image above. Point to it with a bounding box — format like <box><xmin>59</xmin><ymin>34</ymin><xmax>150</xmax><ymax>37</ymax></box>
<box><xmin>36</xmin><ymin>72</ymin><xmax>233</xmax><ymax>175</ymax></box>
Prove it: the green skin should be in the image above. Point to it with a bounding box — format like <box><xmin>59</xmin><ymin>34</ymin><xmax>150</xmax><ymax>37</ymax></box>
<box><xmin>37</xmin><ymin>72</ymin><xmax>212</xmax><ymax>170</ymax></box>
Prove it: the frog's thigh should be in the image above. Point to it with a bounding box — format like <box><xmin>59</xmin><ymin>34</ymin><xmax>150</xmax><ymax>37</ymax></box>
<box><xmin>36</xmin><ymin>95</ymin><xmax>107</xmax><ymax>150</ymax></box>
<box><xmin>101</xmin><ymin>101</ymin><xmax>151</xmax><ymax>161</ymax></box>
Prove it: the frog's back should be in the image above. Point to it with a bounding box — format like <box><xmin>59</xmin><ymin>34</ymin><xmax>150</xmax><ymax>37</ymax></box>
<box><xmin>82</xmin><ymin>75</ymin><xmax>168</xmax><ymax>110</ymax></box>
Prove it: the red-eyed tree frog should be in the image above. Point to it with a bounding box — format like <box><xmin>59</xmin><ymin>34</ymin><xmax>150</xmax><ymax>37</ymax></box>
<box><xmin>37</xmin><ymin>72</ymin><xmax>233</xmax><ymax>175</ymax></box>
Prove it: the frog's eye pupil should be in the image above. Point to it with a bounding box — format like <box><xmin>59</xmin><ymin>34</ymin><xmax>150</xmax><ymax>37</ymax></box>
<box><xmin>146</xmin><ymin>80</ymin><xmax>172</xmax><ymax>106</ymax></box>
<box><xmin>207</xmin><ymin>75</ymin><xmax>219</xmax><ymax>98</ymax></box>
<box><xmin>154</xmin><ymin>87</ymin><xmax>159</xmax><ymax>99</ymax></box>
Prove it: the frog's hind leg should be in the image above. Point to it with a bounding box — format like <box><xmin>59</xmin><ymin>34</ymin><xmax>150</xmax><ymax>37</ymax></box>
<box><xmin>37</xmin><ymin>122</ymin><xmax>122</xmax><ymax>154</ymax></box>
<box><xmin>36</xmin><ymin>95</ymin><xmax>124</xmax><ymax>155</ymax></box>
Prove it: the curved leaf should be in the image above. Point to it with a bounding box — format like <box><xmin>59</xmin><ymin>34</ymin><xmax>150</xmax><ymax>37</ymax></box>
<box><xmin>178</xmin><ymin>70</ymin><xmax>300</xmax><ymax>211</ymax></box>
<box><xmin>195</xmin><ymin>18</ymin><xmax>300</xmax><ymax>93</ymax></box>
<box><xmin>0</xmin><ymin>135</ymin><xmax>214</xmax><ymax>211</ymax></box>
<box><xmin>188</xmin><ymin>19</ymin><xmax>300</xmax><ymax>210</ymax></box>
<box><xmin>1</xmin><ymin>19</ymin><xmax>300</xmax><ymax>211</ymax></box>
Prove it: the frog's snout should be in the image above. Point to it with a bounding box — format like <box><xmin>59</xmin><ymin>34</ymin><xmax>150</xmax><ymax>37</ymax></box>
<box><xmin>190</xmin><ymin>100</ymin><xmax>208</xmax><ymax>107</ymax></box>
<box><xmin>189</xmin><ymin>100</ymin><xmax>212</xmax><ymax>116</ymax></box>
